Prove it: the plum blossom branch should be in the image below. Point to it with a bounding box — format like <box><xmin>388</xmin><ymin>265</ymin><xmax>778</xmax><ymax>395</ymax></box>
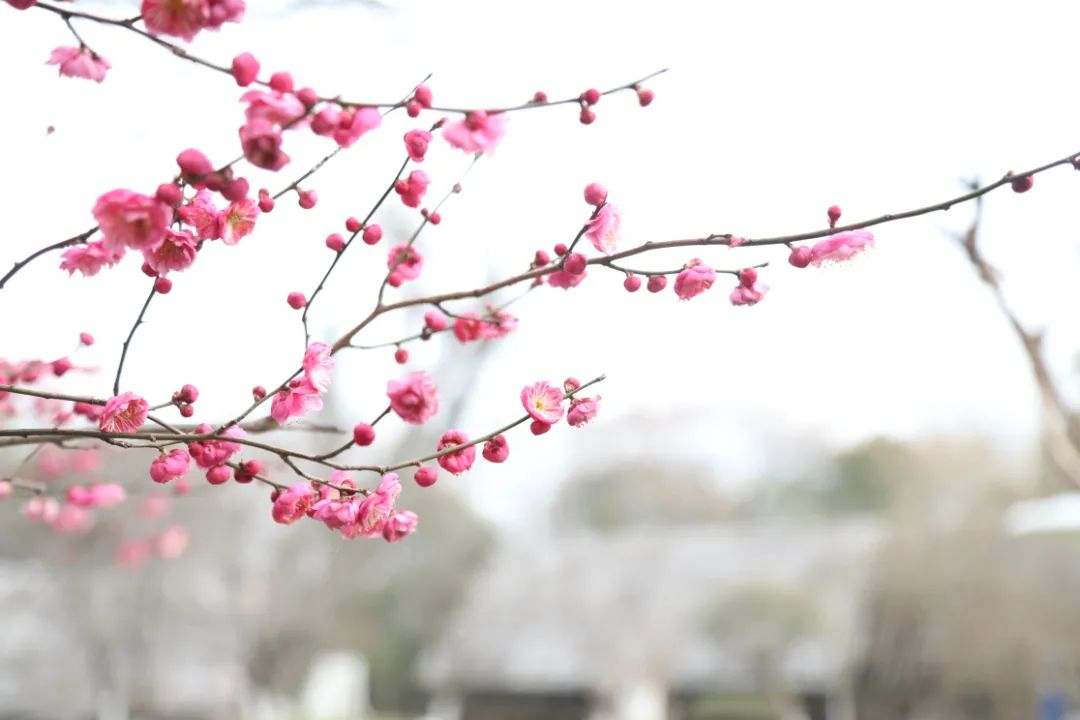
<box><xmin>113</xmin><ymin>282</ymin><xmax>158</xmax><ymax>395</ymax></box>
<box><xmin>32</xmin><ymin>4</ymin><xmax>666</xmax><ymax>115</ymax></box>
<box><xmin>0</xmin><ymin>227</ymin><xmax>97</xmax><ymax>290</ymax></box>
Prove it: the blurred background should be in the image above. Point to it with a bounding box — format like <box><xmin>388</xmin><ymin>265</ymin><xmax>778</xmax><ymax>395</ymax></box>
<box><xmin>2</xmin><ymin>0</ymin><xmax>1080</xmax><ymax>718</ymax></box>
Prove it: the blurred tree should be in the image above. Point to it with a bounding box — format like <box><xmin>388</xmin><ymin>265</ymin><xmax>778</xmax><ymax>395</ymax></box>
<box><xmin>550</xmin><ymin>460</ymin><xmax>735</xmax><ymax>531</ymax></box>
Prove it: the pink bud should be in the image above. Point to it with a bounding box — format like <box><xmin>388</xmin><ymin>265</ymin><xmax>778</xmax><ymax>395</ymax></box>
<box><xmin>268</xmin><ymin>71</ymin><xmax>293</xmax><ymax>93</ymax></box>
<box><xmin>154</xmin><ymin>277</ymin><xmax>173</xmax><ymax>294</ymax></box>
<box><xmin>241</xmin><ymin>459</ymin><xmax>263</xmax><ymax>476</ymax></box>
<box><xmin>1011</xmin><ymin>175</ymin><xmax>1034</xmax><ymax>193</ymax></box>
<box><xmin>580</xmin><ymin>88</ymin><xmax>601</xmax><ymax>105</ymax></box>
<box><xmin>482</xmin><ymin>435</ymin><xmax>509</xmax><ymax>463</ymax></box>
<box><xmin>429</xmin><ymin>212</ymin><xmax>441</xmax><ymax>225</ymax></box>
<box><xmin>362</xmin><ymin>224</ymin><xmax>383</xmax><ymax>245</ymax></box>
<box><xmin>647</xmin><ymin>275</ymin><xmax>667</xmax><ymax>293</ymax></box>
<box><xmin>257</xmin><ymin>188</ymin><xmax>275</xmax><ymax>213</ymax></box>
<box><xmin>221</xmin><ymin>177</ymin><xmax>250</xmax><ymax>202</ymax></box>
<box><xmin>636</xmin><ymin>87</ymin><xmax>655</xmax><ymax>107</ymax></box>
<box><xmin>584</xmin><ymin>182</ymin><xmax>608</xmax><ymax>206</ymax></box>
<box><xmin>424</xmin><ymin>311</ymin><xmax>448</xmax><ymax>331</ymax></box>
<box><xmin>554</xmin><ymin>243</ymin><xmax>569</xmax><ymax>256</ymax></box>
<box><xmin>177</xmin><ymin>148</ymin><xmax>213</xmax><ymax>178</ymax></box>
<box><xmin>252</xmin><ymin>385</ymin><xmax>267</xmax><ymax>401</ymax></box>
<box><xmin>325</xmin><ymin>233</ymin><xmax>346</xmax><ymax>252</ymax></box>
<box><xmin>298</xmin><ymin>189</ymin><xmax>318</xmax><ymax>209</ymax></box>
<box><xmin>179</xmin><ymin>404</ymin><xmax>194</xmax><ymax>418</ymax></box>
<box><xmin>345</xmin><ymin>216</ymin><xmax>362</xmax><ymax>233</ymax></box>
<box><xmin>352</xmin><ymin>422</ymin><xmax>376</xmax><ymax>446</ymax></box>
<box><xmin>534</xmin><ymin>250</ymin><xmax>551</xmax><ymax>267</ymax></box>
<box><xmin>738</xmin><ymin>268</ymin><xmax>758</xmax><ymax>287</ymax></box>
<box><xmin>141</xmin><ymin>262</ymin><xmax>157</xmax><ymax>278</ymax></box>
<box><xmin>623</xmin><ymin>274</ymin><xmax>642</xmax><ymax>292</ymax></box>
<box><xmin>406</xmin><ymin>101</ymin><xmax>421</xmax><ymax>118</ymax></box>
<box><xmin>414</xmin><ymin>84</ymin><xmax>433</xmax><ymax>108</ymax></box>
<box><xmin>414</xmin><ymin>465</ymin><xmax>438</xmax><ymax>487</ymax></box>
<box><xmin>51</xmin><ymin>357</ymin><xmax>72</xmax><ymax>376</ymax></box>
<box><xmin>287</xmin><ymin>292</ymin><xmax>307</xmax><ymax>309</ymax></box>
<box><xmin>387</xmin><ymin>272</ymin><xmax>403</xmax><ymax>287</ymax></box>
<box><xmin>532</xmin><ymin>91</ymin><xmax>548</xmax><ymax>103</ymax></box>
<box><xmin>788</xmin><ymin>246</ymin><xmax>812</xmax><ymax>268</ymax></box>
<box><xmin>394</xmin><ymin>347</ymin><xmax>409</xmax><ymax>364</ymax></box>
<box><xmin>79</xmin><ymin>331</ymin><xmax>94</xmax><ymax>346</ymax></box>
<box><xmin>155</xmin><ymin>183</ymin><xmax>182</xmax><ymax>206</ymax></box>
<box><xmin>563</xmin><ymin>377</ymin><xmax>582</xmax><ymax>393</ymax></box>
<box><xmin>827</xmin><ymin>205</ymin><xmax>842</xmax><ymax>227</ymax></box>
<box><xmin>231</xmin><ymin>52</ymin><xmax>259</xmax><ymax>87</ymax></box>
<box><xmin>206</xmin><ymin>465</ymin><xmax>231</xmax><ymax>485</ymax></box>
<box><xmin>579</xmin><ymin>106</ymin><xmax>596</xmax><ymax>125</ymax></box>
<box><xmin>179</xmin><ymin>384</ymin><xmax>198</xmax><ymax>403</ymax></box>
<box><xmin>530</xmin><ymin>420</ymin><xmax>552</xmax><ymax>436</ymax></box>
<box><xmin>297</xmin><ymin>87</ymin><xmax>319</xmax><ymax>108</ymax></box>
<box><xmin>564</xmin><ymin>253</ymin><xmax>587</xmax><ymax>275</ymax></box>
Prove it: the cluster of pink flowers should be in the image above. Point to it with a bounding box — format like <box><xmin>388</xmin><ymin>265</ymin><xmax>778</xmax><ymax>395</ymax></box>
<box><xmin>442</xmin><ymin>111</ymin><xmax>507</xmax><ymax>155</ymax></box>
<box><xmin>271</xmin><ymin>342</ymin><xmax>335</xmax><ymax>424</ymax></box>
<box><xmin>520</xmin><ymin>377</ymin><xmax>601</xmax><ymax>434</ymax></box>
<box><xmin>272</xmin><ymin>473</ymin><xmax>418</xmax><ymax>542</ymax></box>
<box><xmin>63</xmin><ymin>169</ymin><xmax>258</xmax><ymax>279</ymax></box>
<box><xmin>187</xmin><ymin>423</ymin><xmax>244</xmax><ymax>482</ymax></box>
<box><xmin>19</xmin><ymin>481</ymin><xmax>127</xmax><ymax>535</ymax></box>
<box><xmin>730</xmin><ymin>267</ymin><xmax>769</xmax><ymax>306</ymax></box>
<box><xmin>141</xmin><ymin>0</ymin><xmax>245</xmax><ymax>42</ymax></box>
<box><xmin>387</xmin><ymin>244</ymin><xmax>424</xmax><ymax>284</ymax></box>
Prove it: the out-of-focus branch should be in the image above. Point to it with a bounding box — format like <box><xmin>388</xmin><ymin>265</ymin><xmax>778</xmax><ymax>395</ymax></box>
<box><xmin>953</xmin><ymin>184</ymin><xmax>1080</xmax><ymax>487</ymax></box>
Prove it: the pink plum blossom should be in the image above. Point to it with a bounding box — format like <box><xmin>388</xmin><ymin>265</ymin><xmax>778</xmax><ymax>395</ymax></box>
<box><xmin>346</xmin><ymin>473</ymin><xmax>401</xmax><ymax>539</ymax></box>
<box><xmin>142</xmin><ymin>0</ymin><xmax>209</xmax><ymax>40</ymax></box>
<box><xmin>333</xmin><ymin>107</ymin><xmax>381</xmax><ymax>148</ymax></box>
<box><xmin>394</xmin><ymin>170</ymin><xmax>430</xmax><ymax>208</ymax></box>
<box><xmin>271</xmin><ymin>482</ymin><xmax>317</xmax><ymax>525</ymax></box>
<box><xmin>442</xmin><ymin>111</ymin><xmax>507</xmax><ymax>154</ymax></box>
<box><xmin>387</xmin><ymin>372</ymin><xmax>440</xmax><ymax>424</ymax></box>
<box><xmin>730</xmin><ymin>281</ymin><xmax>769</xmax><ymax>306</ymax></box>
<box><xmin>240</xmin><ymin>119</ymin><xmax>290</xmax><ymax>171</ymax></box>
<box><xmin>178</xmin><ymin>190</ymin><xmax>223</xmax><ymax>241</ymax></box>
<box><xmin>220</xmin><ymin>198</ymin><xmax>258</xmax><ymax>245</ymax></box>
<box><xmin>673</xmin><ymin>259</ymin><xmax>716</xmax><ymax>300</ymax></box>
<box><xmin>302</xmin><ymin>342</ymin><xmax>334</xmax><ymax>393</ymax></box>
<box><xmin>22</xmin><ymin>497</ymin><xmax>59</xmax><ymax>524</ymax></box>
<box><xmin>482</xmin><ymin>435</ymin><xmax>509</xmax><ymax>463</ymax></box>
<box><xmin>47</xmin><ymin>46</ymin><xmax>110</xmax><ymax>83</ymax></box>
<box><xmin>388</xmin><ymin>244</ymin><xmax>424</xmax><ymax>280</ymax></box>
<box><xmin>99</xmin><ymin>392</ymin><xmax>149</xmax><ymax>433</ymax></box>
<box><xmin>547</xmin><ymin>268</ymin><xmax>587</xmax><ymax>289</ymax></box>
<box><xmin>810</xmin><ymin>229</ymin><xmax>874</xmax><ymax>266</ymax></box>
<box><xmin>187</xmin><ymin>423</ymin><xmax>243</xmax><ymax>468</ymax></box>
<box><xmin>521</xmin><ymin>381</ymin><xmax>565</xmax><ymax>425</ymax></box>
<box><xmin>50</xmin><ymin>504</ymin><xmax>94</xmax><ymax>534</ymax></box>
<box><xmin>143</xmin><ymin>228</ymin><xmax>198</xmax><ymax>274</ymax></box>
<box><xmin>59</xmin><ymin>241</ymin><xmax>123</xmax><ymax>277</ymax></box>
<box><xmin>436</xmin><ymin>430</ymin><xmax>476</xmax><ymax>475</ymax></box>
<box><xmin>404</xmin><ymin>129</ymin><xmax>434</xmax><ymax>162</ymax></box>
<box><xmin>241</xmin><ymin>89</ymin><xmax>306</xmax><ymax>127</ymax></box>
<box><xmin>584</xmin><ymin>203</ymin><xmax>621</xmax><ymax>254</ymax></box>
<box><xmin>150</xmin><ymin>450</ymin><xmax>190</xmax><ymax>483</ymax></box>
<box><xmin>88</xmin><ymin>483</ymin><xmax>126</xmax><ymax>508</ymax></box>
<box><xmin>93</xmin><ymin>189</ymin><xmax>172</xmax><ymax>253</ymax></box>
<box><xmin>271</xmin><ymin>378</ymin><xmax>323</xmax><ymax>424</ymax></box>
<box><xmin>567</xmin><ymin>396</ymin><xmax>600</xmax><ymax>427</ymax></box>
<box><xmin>155</xmin><ymin>525</ymin><xmax>189</xmax><ymax>558</ymax></box>
<box><xmin>382</xmin><ymin>511</ymin><xmax>419</xmax><ymax>543</ymax></box>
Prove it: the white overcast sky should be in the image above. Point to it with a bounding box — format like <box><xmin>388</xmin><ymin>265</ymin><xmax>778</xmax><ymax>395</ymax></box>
<box><xmin>1</xmin><ymin>0</ymin><xmax>1079</xmax><ymax>530</ymax></box>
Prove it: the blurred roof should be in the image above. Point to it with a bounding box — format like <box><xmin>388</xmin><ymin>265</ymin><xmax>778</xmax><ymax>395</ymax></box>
<box><xmin>418</xmin><ymin>519</ymin><xmax>884</xmax><ymax>694</ymax></box>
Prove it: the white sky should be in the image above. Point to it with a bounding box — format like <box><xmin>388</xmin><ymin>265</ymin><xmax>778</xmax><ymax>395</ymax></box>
<box><xmin>1</xmin><ymin>0</ymin><xmax>1078</xmax><ymax>531</ymax></box>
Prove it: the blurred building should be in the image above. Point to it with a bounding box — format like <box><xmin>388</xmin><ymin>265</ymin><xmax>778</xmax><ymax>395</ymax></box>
<box><xmin>419</xmin><ymin>520</ymin><xmax>883</xmax><ymax>720</ymax></box>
